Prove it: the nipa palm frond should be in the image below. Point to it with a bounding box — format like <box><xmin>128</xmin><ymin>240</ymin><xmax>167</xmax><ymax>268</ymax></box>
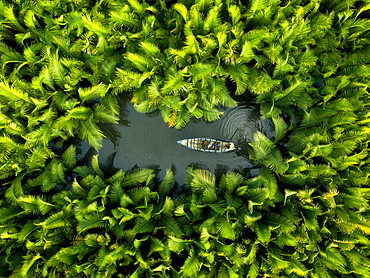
<box><xmin>78</xmin><ymin>117</ymin><xmax>104</xmax><ymax>150</ymax></box>
<box><xmin>93</xmin><ymin>103</ymin><xmax>119</xmax><ymax>124</ymax></box>
<box><xmin>219</xmin><ymin>171</ymin><xmax>244</xmax><ymax>194</ymax></box>
<box><xmin>121</xmin><ymin>168</ymin><xmax>155</xmax><ymax>188</ymax></box>
<box><xmin>249</xmin><ymin>131</ymin><xmax>275</xmax><ymax>161</ymax></box>
<box><xmin>140</xmin><ymin>41</ymin><xmax>161</xmax><ymax>57</ymax></box>
<box><xmin>173</xmin><ymin>3</ymin><xmax>189</xmax><ymax>22</ymax></box>
<box><xmin>224</xmin><ymin>64</ymin><xmax>249</xmax><ymax>95</ymax></box>
<box><xmin>0</xmin><ymin>81</ymin><xmax>32</xmax><ymax>104</ymax></box>
<box><xmin>36</xmin><ymin>210</ymin><xmax>71</xmax><ymax>229</ymax></box>
<box><xmin>160</xmin><ymin>215</ymin><xmax>184</xmax><ymax>237</ymax></box>
<box><xmin>81</xmin><ymin>14</ymin><xmax>108</xmax><ymax>37</ymax></box>
<box><xmin>78</xmin><ymin>83</ymin><xmax>108</xmax><ymax>103</ymax></box>
<box><xmin>110</xmin><ymin>10</ymin><xmax>141</xmax><ymax>30</ymax></box>
<box><xmin>272</xmin><ymin>116</ymin><xmax>288</xmax><ymax>143</ymax></box>
<box><xmin>190</xmin><ymin>169</ymin><xmax>216</xmax><ymax>191</ymax></box>
<box><xmin>228</xmin><ymin>5</ymin><xmax>242</xmax><ymax>26</ymax></box>
<box><xmin>76</xmin><ymin>212</ymin><xmax>108</xmax><ymax>233</ymax></box>
<box><xmin>173</xmin><ymin>109</ymin><xmax>191</xmax><ymax>129</ymax></box>
<box><xmin>200</xmin><ymin>107</ymin><xmax>223</xmax><ymax>122</ymax></box>
<box><xmin>126</xmin><ymin>52</ymin><xmax>154</xmax><ymax>72</ymax></box>
<box><xmin>203</xmin><ymin>5</ymin><xmax>222</xmax><ymax>34</ymax></box>
<box><xmin>188</xmin><ymin>63</ymin><xmax>215</xmax><ymax>83</ymax></box>
<box><xmin>217</xmin><ymin>216</ymin><xmax>236</xmax><ymax>240</ymax></box>
<box><xmin>180</xmin><ymin>248</ymin><xmax>201</xmax><ymax>277</ymax></box>
<box><xmin>158</xmin><ymin>169</ymin><xmax>174</xmax><ymax>198</ymax></box>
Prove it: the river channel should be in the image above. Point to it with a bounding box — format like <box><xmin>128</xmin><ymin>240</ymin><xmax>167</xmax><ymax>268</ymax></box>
<box><xmin>78</xmin><ymin>95</ymin><xmax>274</xmax><ymax>184</ymax></box>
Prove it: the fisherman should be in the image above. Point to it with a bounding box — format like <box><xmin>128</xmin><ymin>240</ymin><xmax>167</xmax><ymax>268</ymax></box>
<box><xmin>216</xmin><ymin>142</ymin><xmax>221</xmax><ymax>151</ymax></box>
<box><xmin>201</xmin><ymin>140</ymin><xmax>209</xmax><ymax>149</ymax></box>
<box><xmin>208</xmin><ymin>141</ymin><xmax>215</xmax><ymax>150</ymax></box>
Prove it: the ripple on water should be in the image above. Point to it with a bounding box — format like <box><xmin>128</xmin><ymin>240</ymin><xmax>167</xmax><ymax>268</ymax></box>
<box><xmin>218</xmin><ymin>105</ymin><xmax>262</xmax><ymax>143</ymax></box>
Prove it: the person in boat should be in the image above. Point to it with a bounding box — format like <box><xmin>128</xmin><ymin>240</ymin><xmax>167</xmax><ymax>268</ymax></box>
<box><xmin>208</xmin><ymin>141</ymin><xmax>215</xmax><ymax>150</ymax></box>
<box><xmin>201</xmin><ymin>140</ymin><xmax>209</xmax><ymax>149</ymax></box>
<box><xmin>215</xmin><ymin>142</ymin><xmax>221</xmax><ymax>151</ymax></box>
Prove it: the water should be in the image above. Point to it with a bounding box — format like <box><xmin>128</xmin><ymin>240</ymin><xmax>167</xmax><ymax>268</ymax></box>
<box><xmin>78</xmin><ymin>95</ymin><xmax>273</xmax><ymax>184</ymax></box>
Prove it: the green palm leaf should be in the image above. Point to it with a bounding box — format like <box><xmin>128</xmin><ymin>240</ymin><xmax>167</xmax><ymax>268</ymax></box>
<box><xmin>220</xmin><ymin>171</ymin><xmax>244</xmax><ymax>194</ymax></box>
<box><xmin>110</xmin><ymin>10</ymin><xmax>141</xmax><ymax>30</ymax></box>
<box><xmin>244</xmin><ymin>188</ymin><xmax>269</xmax><ymax>204</ymax></box>
<box><xmin>248</xmin><ymin>0</ymin><xmax>268</xmax><ymax>15</ymax></box>
<box><xmin>50</xmin><ymin>58</ymin><xmax>67</xmax><ymax>87</ymax></box>
<box><xmin>160</xmin><ymin>215</ymin><xmax>183</xmax><ymax>237</ymax></box>
<box><xmin>72</xmin><ymin>179</ymin><xmax>87</xmax><ymax>198</ymax></box>
<box><xmin>140</xmin><ymin>41</ymin><xmax>161</xmax><ymax>57</ymax></box>
<box><xmin>274</xmin><ymin>80</ymin><xmax>307</xmax><ymax>106</ymax></box>
<box><xmin>217</xmin><ymin>217</ymin><xmax>236</xmax><ymax>240</ymax></box>
<box><xmin>260</xmin><ymin>168</ymin><xmax>278</xmax><ymax>199</ymax></box>
<box><xmin>210</xmin><ymin>78</ymin><xmax>237</xmax><ymax>107</ymax></box>
<box><xmin>201</xmin><ymin>107</ymin><xmax>223</xmax><ymax>122</ymax></box>
<box><xmin>127</xmin><ymin>0</ymin><xmax>148</xmax><ymax>15</ymax></box>
<box><xmin>158</xmin><ymin>169</ymin><xmax>174</xmax><ymax>198</ymax></box>
<box><xmin>93</xmin><ymin>103</ymin><xmax>119</xmax><ymax>124</ymax></box>
<box><xmin>3</xmin><ymin>5</ymin><xmax>25</xmax><ymax>32</ymax></box>
<box><xmin>168</xmin><ymin>236</ymin><xmax>192</xmax><ymax>254</ymax></box>
<box><xmin>121</xmin><ymin>168</ymin><xmax>155</xmax><ymax>188</ymax></box>
<box><xmin>245</xmin><ymin>242</ymin><xmax>258</xmax><ymax>264</ymax></box>
<box><xmin>126</xmin><ymin>53</ymin><xmax>153</xmax><ymax>71</ymax></box>
<box><xmin>224</xmin><ymin>64</ymin><xmax>249</xmax><ymax>95</ymax></box>
<box><xmin>78</xmin><ymin>83</ymin><xmax>108</xmax><ymax>103</ymax></box>
<box><xmin>20</xmin><ymin>254</ymin><xmax>43</xmax><ymax>277</ymax></box>
<box><xmin>272</xmin><ymin>116</ymin><xmax>287</xmax><ymax>143</ymax></box>
<box><xmin>61</xmin><ymin>145</ymin><xmax>76</xmax><ymax>170</ymax></box>
<box><xmin>161</xmin><ymin>73</ymin><xmax>187</xmax><ymax>94</ymax></box>
<box><xmin>264</xmin><ymin>148</ymin><xmax>287</xmax><ymax>174</ymax></box>
<box><xmin>37</xmin><ymin>211</ymin><xmax>71</xmax><ymax>229</ymax></box>
<box><xmin>189</xmin><ymin>63</ymin><xmax>215</xmax><ymax>82</ymax></box>
<box><xmin>5</xmin><ymin>173</ymin><xmax>26</xmax><ymax>203</ymax></box>
<box><xmin>79</xmin><ymin>117</ymin><xmax>105</xmax><ymax>150</ymax></box>
<box><xmin>249</xmin><ymin>131</ymin><xmax>274</xmax><ymax>160</ymax></box>
<box><xmin>133</xmin><ymin>218</ymin><xmax>156</xmax><ymax>233</ymax></box>
<box><xmin>191</xmin><ymin>169</ymin><xmax>216</xmax><ymax>191</ymax></box>
<box><xmin>228</xmin><ymin>5</ymin><xmax>242</xmax><ymax>25</ymax></box>
<box><xmin>204</xmin><ymin>6</ymin><xmax>221</xmax><ymax>33</ymax></box>
<box><xmin>240</xmin><ymin>41</ymin><xmax>255</xmax><ymax>63</ymax></box>
<box><xmin>127</xmin><ymin>187</ymin><xmax>151</xmax><ymax>204</ymax></box>
<box><xmin>265</xmin><ymin>213</ymin><xmax>295</xmax><ymax>234</ymax></box>
<box><xmin>0</xmin><ymin>207</ymin><xmax>23</xmax><ymax>222</ymax></box>
<box><xmin>0</xmin><ymin>81</ymin><xmax>32</xmax><ymax>104</ymax></box>
<box><xmin>82</xmin><ymin>14</ymin><xmax>108</xmax><ymax>37</ymax></box>
<box><xmin>173</xmin><ymin>3</ymin><xmax>188</xmax><ymax>21</ymax></box>
<box><xmin>149</xmin><ymin>237</ymin><xmax>166</xmax><ymax>255</ymax></box>
<box><xmin>18</xmin><ymin>195</ymin><xmax>54</xmax><ymax>215</ymax></box>
<box><xmin>255</xmin><ymin>222</ymin><xmax>271</xmax><ymax>243</ymax></box>
<box><xmin>181</xmin><ymin>249</ymin><xmax>201</xmax><ymax>277</ymax></box>
<box><xmin>76</xmin><ymin>212</ymin><xmax>107</xmax><ymax>233</ymax></box>
<box><xmin>23</xmin><ymin>10</ymin><xmax>40</xmax><ymax>29</ymax></box>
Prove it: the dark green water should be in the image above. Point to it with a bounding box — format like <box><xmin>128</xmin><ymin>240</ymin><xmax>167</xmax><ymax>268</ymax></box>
<box><xmin>78</xmin><ymin>96</ymin><xmax>273</xmax><ymax>184</ymax></box>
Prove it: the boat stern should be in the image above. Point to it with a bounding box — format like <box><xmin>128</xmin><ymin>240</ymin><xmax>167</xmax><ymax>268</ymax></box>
<box><xmin>228</xmin><ymin>142</ymin><xmax>237</xmax><ymax>151</ymax></box>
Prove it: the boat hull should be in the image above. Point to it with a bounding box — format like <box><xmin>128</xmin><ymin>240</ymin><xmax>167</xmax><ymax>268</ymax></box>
<box><xmin>177</xmin><ymin>138</ymin><xmax>237</xmax><ymax>153</ymax></box>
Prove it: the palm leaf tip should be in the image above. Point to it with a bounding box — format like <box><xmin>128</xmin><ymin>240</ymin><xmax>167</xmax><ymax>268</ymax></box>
<box><xmin>181</xmin><ymin>249</ymin><xmax>201</xmax><ymax>276</ymax></box>
<box><xmin>272</xmin><ymin>116</ymin><xmax>287</xmax><ymax>143</ymax></box>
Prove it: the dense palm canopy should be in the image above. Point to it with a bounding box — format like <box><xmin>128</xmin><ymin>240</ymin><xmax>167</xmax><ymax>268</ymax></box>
<box><xmin>0</xmin><ymin>0</ymin><xmax>370</xmax><ymax>277</ymax></box>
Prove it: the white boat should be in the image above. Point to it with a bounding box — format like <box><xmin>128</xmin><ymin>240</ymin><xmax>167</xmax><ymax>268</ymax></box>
<box><xmin>177</xmin><ymin>138</ymin><xmax>237</xmax><ymax>153</ymax></box>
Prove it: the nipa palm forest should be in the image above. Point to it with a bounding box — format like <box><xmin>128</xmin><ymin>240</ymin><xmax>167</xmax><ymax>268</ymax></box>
<box><xmin>0</xmin><ymin>0</ymin><xmax>370</xmax><ymax>277</ymax></box>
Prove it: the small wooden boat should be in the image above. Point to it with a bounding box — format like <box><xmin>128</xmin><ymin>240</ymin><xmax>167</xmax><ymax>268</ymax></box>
<box><xmin>177</xmin><ymin>138</ymin><xmax>237</xmax><ymax>153</ymax></box>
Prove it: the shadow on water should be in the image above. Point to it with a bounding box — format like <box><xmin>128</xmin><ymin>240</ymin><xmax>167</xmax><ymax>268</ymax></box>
<box><xmin>78</xmin><ymin>95</ymin><xmax>273</xmax><ymax>185</ymax></box>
